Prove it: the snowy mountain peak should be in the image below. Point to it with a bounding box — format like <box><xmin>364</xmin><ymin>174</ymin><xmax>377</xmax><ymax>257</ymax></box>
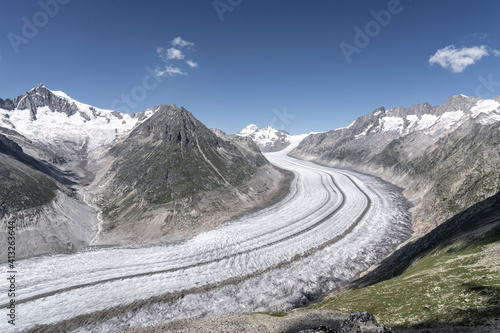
<box><xmin>237</xmin><ymin>124</ymin><xmax>307</xmax><ymax>152</ymax></box>
<box><xmin>0</xmin><ymin>85</ymin><xmax>156</xmax><ymax>162</ymax></box>
<box><xmin>238</xmin><ymin>124</ymin><xmax>259</xmax><ymax>136</ymax></box>
<box><xmin>32</xmin><ymin>83</ymin><xmax>46</xmax><ymax>90</ymax></box>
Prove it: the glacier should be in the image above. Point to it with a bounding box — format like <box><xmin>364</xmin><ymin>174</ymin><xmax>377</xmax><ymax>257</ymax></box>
<box><xmin>0</xmin><ymin>143</ymin><xmax>411</xmax><ymax>333</ymax></box>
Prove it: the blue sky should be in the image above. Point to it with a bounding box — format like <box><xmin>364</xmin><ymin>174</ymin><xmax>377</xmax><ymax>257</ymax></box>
<box><xmin>1</xmin><ymin>0</ymin><xmax>500</xmax><ymax>135</ymax></box>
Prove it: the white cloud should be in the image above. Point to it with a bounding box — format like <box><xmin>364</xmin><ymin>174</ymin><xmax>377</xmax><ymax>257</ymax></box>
<box><xmin>155</xmin><ymin>65</ymin><xmax>185</xmax><ymax>77</ymax></box>
<box><xmin>156</xmin><ymin>47</ymin><xmax>185</xmax><ymax>61</ymax></box>
<box><xmin>186</xmin><ymin>60</ymin><xmax>198</xmax><ymax>68</ymax></box>
<box><xmin>154</xmin><ymin>36</ymin><xmax>197</xmax><ymax>77</ymax></box>
<box><xmin>172</xmin><ymin>36</ymin><xmax>194</xmax><ymax>48</ymax></box>
<box><xmin>166</xmin><ymin>47</ymin><xmax>184</xmax><ymax>60</ymax></box>
<box><xmin>429</xmin><ymin>45</ymin><xmax>498</xmax><ymax>73</ymax></box>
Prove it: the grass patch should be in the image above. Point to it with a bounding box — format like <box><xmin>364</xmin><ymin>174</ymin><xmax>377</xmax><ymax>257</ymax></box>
<box><xmin>308</xmin><ymin>229</ymin><xmax>500</xmax><ymax>328</ymax></box>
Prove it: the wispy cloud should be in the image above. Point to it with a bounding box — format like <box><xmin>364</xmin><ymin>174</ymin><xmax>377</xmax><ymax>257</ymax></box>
<box><xmin>429</xmin><ymin>45</ymin><xmax>499</xmax><ymax>73</ymax></box>
<box><xmin>471</xmin><ymin>33</ymin><xmax>488</xmax><ymax>41</ymax></box>
<box><xmin>186</xmin><ymin>60</ymin><xmax>198</xmax><ymax>68</ymax></box>
<box><xmin>154</xmin><ymin>65</ymin><xmax>185</xmax><ymax>77</ymax></box>
<box><xmin>172</xmin><ymin>36</ymin><xmax>194</xmax><ymax>48</ymax></box>
<box><xmin>155</xmin><ymin>36</ymin><xmax>197</xmax><ymax>77</ymax></box>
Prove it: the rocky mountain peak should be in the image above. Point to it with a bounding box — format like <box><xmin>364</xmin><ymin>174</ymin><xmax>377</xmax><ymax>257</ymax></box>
<box><xmin>32</xmin><ymin>82</ymin><xmax>48</xmax><ymax>92</ymax></box>
<box><xmin>438</xmin><ymin>94</ymin><xmax>479</xmax><ymax>115</ymax></box>
<box><xmin>129</xmin><ymin>104</ymin><xmax>214</xmax><ymax>146</ymax></box>
<box><xmin>12</xmin><ymin>83</ymin><xmax>78</xmax><ymax>120</ymax></box>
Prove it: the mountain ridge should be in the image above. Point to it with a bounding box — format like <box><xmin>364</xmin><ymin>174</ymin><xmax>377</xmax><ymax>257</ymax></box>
<box><xmin>290</xmin><ymin>94</ymin><xmax>500</xmax><ymax>237</ymax></box>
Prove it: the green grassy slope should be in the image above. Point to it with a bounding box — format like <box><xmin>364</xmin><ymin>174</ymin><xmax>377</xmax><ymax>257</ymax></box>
<box><xmin>309</xmin><ymin>222</ymin><xmax>500</xmax><ymax>328</ymax></box>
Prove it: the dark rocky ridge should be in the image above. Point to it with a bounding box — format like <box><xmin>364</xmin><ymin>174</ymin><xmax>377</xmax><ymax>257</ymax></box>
<box><xmin>0</xmin><ymin>142</ymin><xmax>58</xmax><ymax>217</ymax></box>
<box><xmin>106</xmin><ymin>105</ymin><xmax>267</xmax><ymax>204</ymax></box>
<box><xmin>0</xmin><ymin>134</ymin><xmax>97</xmax><ymax>261</ymax></box>
<box><xmin>0</xmin><ymin>133</ymin><xmax>76</xmax><ymax>186</ymax></box>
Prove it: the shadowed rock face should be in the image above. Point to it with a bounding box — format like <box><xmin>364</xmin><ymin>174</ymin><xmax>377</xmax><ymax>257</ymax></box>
<box><xmin>0</xmin><ymin>137</ymin><xmax>58</xmax><ymax>216</ymax></box>
<box><xmin>290</xmin><ymin>95</ymin><xmax>500</xmax><ymax>237</ymax></box>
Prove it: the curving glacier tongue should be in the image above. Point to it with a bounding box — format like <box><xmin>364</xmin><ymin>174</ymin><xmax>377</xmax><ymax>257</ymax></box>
<box><xmin>0</xmin><ymin>148</ymin><xmax>411</xmax><ymax>333</ymax></box>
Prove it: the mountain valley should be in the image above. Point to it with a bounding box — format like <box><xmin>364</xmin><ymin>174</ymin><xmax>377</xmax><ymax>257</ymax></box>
<box><xmin>0</xmin><ymin>84</ymin><xmax>499</xmax><ymax>332</ymax></box>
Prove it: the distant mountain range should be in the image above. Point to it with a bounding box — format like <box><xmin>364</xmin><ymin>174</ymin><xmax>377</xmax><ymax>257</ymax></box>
<box><xmin>0</xmin><ymin>84</ymin><xmax>288</xmax><ymax>259</ymax></box>
<box><xmin>290</xmin><ymin>94</ymin><xmax>500</xmax><ymax>237</ymax></box>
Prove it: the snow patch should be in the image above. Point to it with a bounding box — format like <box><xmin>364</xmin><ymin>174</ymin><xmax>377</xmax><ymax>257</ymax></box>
<box><xmin>416</xmin><ymin>114</ymin><xmax>438</xmax><ymax>131</ymax></box>
<box><xmin>471</xmin><ymin>99</ymin><xmax>500</xmax><ymax>118</ymax></box>
<box><xmin>436</xmin><ymin>111</ymin><xmax>464</xmax><ymax>130</ymax></box>
<box><xmin>380</xmin><ymin>116</ymin><xmax>404</xmax><ymax>133</ymax></box>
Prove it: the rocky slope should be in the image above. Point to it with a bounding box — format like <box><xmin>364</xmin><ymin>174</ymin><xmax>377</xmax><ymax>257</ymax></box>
<box><xmin>87</xmin><ymin>105</ymin><xmax>287</xmax><ymax>244</ymax></box>
<box><xmin>0</xmin><ymin>85</ymin><xmax>287</xmax><ymax>258</ymax></box>
<box><xmin>118</xmin><ymin>310</ymin><xmax>391</xmax><ymax>333</ymax></box>
<box><xmin>0</xmin><ymin>134</ymin><xmax>98</xmax><ymax>260</ymax></box>
<box><xmin>290</xmin><ymin>95</ymin><xmax>500</xmax><ymax>236</ymax></box>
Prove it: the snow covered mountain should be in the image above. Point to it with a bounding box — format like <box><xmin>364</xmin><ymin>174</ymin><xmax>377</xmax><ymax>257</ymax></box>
<box><xmin>0</xmin><ymin>84</ymin><xmax>287</xmax><ymax>259</ymax></box>
<box><xmin>291</xmin><ymin>94</ymin><xmax>500</xmax><ymax>237</ymax></box>
<box><xmin>0</xmin><ymin>84</ymin><xmax>155</xmax><ymax>179</ymax></box>
<box><xmin>237</xmin><ymin>124</ymin><xmax>308</xmax><ymax>152</ymax></box>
